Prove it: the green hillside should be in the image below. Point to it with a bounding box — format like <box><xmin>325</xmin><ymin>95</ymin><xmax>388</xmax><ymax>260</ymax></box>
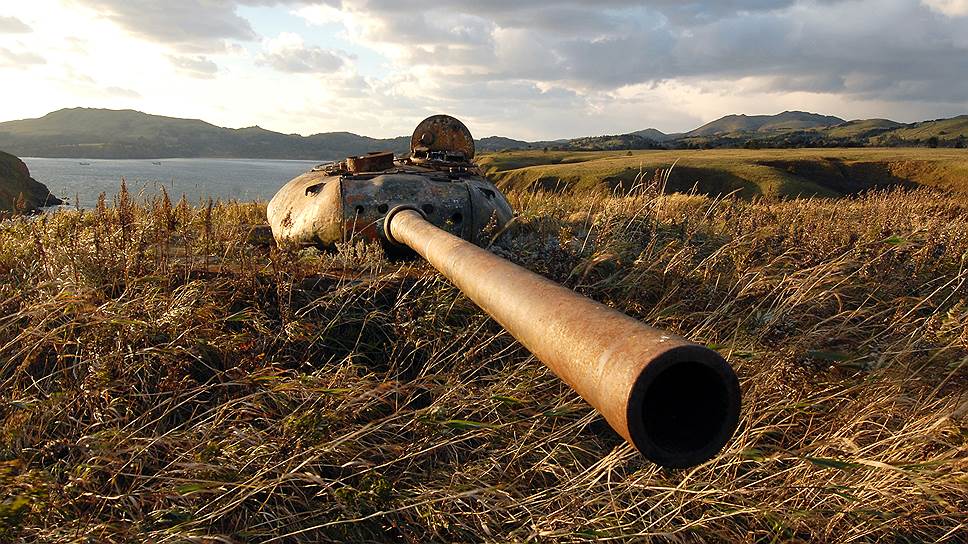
<box><xmin>629</xmin><ymin>128</ymin><xmax>678</xmax><ymax>141</ymax></box>
<box><xmin>478</xmin><ymin>147</ymin><xmax>968</xmax><ymax>197</ymax></box>
<box><xmin>882</xmin><ymin>115</ymin><xmax>968</xmax><ymax>142</ymax></box>
<box><xmin>687</xmin><ymin>111</ymin><xmax>846</xmax><ymax>137</ymax></box>
<box><xmin>489</xmin><ymin>113</ymin><xmax>968</xmax><ymax>151</ymax></box>
<box><xmin>566</xmin><ymin>134</ymin><xmax>665</xmax><ymax>151</ymax></box>
<box><xmin>0</xmin><ymin>150</ymin><xmax>61</xmax><ymax>212</ymax></box>
<box><xmin>0</xmin><ymin>108</ymin><xmax>550</xmax><ymax>159</ymax></box>
<box><xmin>477</xmin><ymin>136</ymin><xmax>535</xmax><ymax>150</ymax></box>
<box><xmin>673</xmin><ymin>115</ymin><xmax>967</xmax><ymax>149</ymax></box>
<box><xmin>3</xmin><ymin>108</ymin><xmax>967</xmax><ymax>160</ymax></box>
<box><xmin>0</xmin><ymin>108</ymin><xmax>411</xmax><ymax>160</ymax></box>
<box><xmin>822</xmin><ymin>119</ymin><xmax>904</xmax><ymax>138</ymax></box>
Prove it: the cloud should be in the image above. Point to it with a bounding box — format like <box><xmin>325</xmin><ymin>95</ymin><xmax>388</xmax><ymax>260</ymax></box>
<box><xmin>105</xmin><ymin>86</ymin><xmax>143</xmax><ymax>99</ymax></box>
<box><xmin>257</xmin><ymin>32</ymin><xmax>348</xmax><ymax>73</ymax></box>
<box><xmin>0</xmin><ymin>47</ymin><xmax>45</xmax><ymax>67</ymax></box>
<box><xmin>6</xmin><ymin>0</ymin><xmax>965</xmax><ymax>139</ymax></box>
<box><xmin>69</xmin><ymin>0</ymin><xmax>298</xmax><ymax>51</ymax></box>
<box><xmin>167</xmin><ymin>55</ymin><xmax>219</xmax><ymax>78</ymax></box>
<box><xmin>0</xmin><ymin>16</ymin><xmax>32</xmax><ymax>33</ymax></box>
<box><xmin>921</xmin><ymin>0</ymin><xmax>968</xmax><ymax>15</ymax></box>
<box><xmin>296</xmin><ymin>0</ymin><xmax>968</xmax><ymax>103</ymax></box>
<box><xmin>55</xmin><ymin>69</ymin><xmax>144</xmax><ymax>102</ymax></box>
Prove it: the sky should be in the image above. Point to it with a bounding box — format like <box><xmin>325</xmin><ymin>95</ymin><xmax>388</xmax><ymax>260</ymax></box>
<box><xmin>0</xmin><ymin>0</ymin><xmax>966</xmax><ymax>140</ymax></box>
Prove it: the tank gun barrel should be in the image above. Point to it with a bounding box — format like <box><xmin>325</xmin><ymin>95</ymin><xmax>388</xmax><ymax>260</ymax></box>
<box><xmin>386</xmin><ymin>207</ymin><xmax>740</xmax><ymax>468</ymax></box>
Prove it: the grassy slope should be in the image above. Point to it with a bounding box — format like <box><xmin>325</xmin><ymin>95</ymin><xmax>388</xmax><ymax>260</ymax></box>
<box><xmin>1</xmin><ymin>187</ymin><xmax>966</xmax><ymax>542</ymax></box>
<box><xmin>821</xmin><ymin>119</ymin><xmax>904</xmax><ymax>138</ymax></box>
<box><xmin>686</xmin><ymin>111</ymin><xmax>846</xmax><ymax>137</ymax></box>
<box><xmin>679</xmin><ymin>116</ymin><xmax>967</xmax><ymax>146</ymax></box>
<box><xmin>479</xmin><ymin>147</ymin><xmax>968</xmax><ymax>197</ymax></box>
<box><xmin>887</xmin><ymin>115</ymin><xmax>968</xmax><ymax>141</ymax></box>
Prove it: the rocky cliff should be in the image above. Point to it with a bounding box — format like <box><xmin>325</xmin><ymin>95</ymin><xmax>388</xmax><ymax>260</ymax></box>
<box><xmin>0</xmin><ymin>150</ymin><xmax>61</xmax><ymax>212</ymax></box>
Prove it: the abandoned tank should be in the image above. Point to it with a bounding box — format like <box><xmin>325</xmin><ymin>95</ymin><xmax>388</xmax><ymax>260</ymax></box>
<box><xmin>266</xmin><ymin>115</ymin><xmax>741</xmax><ymax>469</ymax></box>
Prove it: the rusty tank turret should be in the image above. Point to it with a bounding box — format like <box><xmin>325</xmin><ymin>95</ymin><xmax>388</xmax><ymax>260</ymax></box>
<box><xmin>267</xmin><ymin>115</ymin><xmax>741</xmax><ymax>468</ymax></box>
<box><xmin>268</xmin><ymin>115</ymin><xmax>512</xmax><ymax>250</ymax></box>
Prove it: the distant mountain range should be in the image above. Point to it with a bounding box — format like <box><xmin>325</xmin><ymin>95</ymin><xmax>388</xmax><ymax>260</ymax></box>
<box><xmin>0</xmin><ymin>108</ymin><xmax>965</xmax><ymax>160</ymax></box>
<box><xmin>557</xmin><ymin>111</ymin><xmax>967</xmax><ymax>151</ymax></box>
<box><xmin>0</xmin><ymin>108</ymin><xmax>413</xmax><ymax>160</ymax></box>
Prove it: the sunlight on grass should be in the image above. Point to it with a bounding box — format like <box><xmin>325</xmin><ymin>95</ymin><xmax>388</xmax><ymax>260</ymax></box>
<box><xmin>0</xmin><ymin>182</ymin><xmax>966</xmax><ymax>541</ymax></box>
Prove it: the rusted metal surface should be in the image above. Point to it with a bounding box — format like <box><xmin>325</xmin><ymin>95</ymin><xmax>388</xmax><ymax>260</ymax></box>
<box><xmin>267</xmin><ymin>115</ymin><xmax>511</xmax><ymax>249</ymax></box>
<box><xmin>348</xmin><ymin>151</ymin><xmax>394</xmax><ymax>173</ymax></box>
<box><xmin>267</xmin><ymin>114</ymin><xmax>741</xmax><ymax>467</ymax></box>
<box><xmin>387</xmin><ymin>209</ymin><xmax>741</xmax><ymax>468</ymax></box>
<box><xmin>410</xmin><ymin>115</ymin><xmax>476</xmax><ymax>163</ymax></box>
<box><xmin>267</xmin><ymin>165</ymin><xmax>513</xmax><ymax>249</ymax></box>
<box><xmin>267</xmin><ymin>170</ymin><xmax>344</xmax><ymax>247</ymax></box>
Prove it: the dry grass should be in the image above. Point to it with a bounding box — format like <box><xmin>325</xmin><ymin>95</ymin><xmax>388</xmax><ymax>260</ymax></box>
<box><xmin>1</xmin><ymin>180</ymin><xmax>967</xmax><ymax>542</ymax></box>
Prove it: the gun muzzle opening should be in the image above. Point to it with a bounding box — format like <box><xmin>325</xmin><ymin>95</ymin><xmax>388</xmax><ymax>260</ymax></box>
<box><xmin>628</xmin><ymin>348</ymin><xmax>741</xmax><ymax>469</ymax></box>
<box><xmin>387</xmin><ymin>208</ymin><xmax>742</xmax><ymax>468</ymax></box>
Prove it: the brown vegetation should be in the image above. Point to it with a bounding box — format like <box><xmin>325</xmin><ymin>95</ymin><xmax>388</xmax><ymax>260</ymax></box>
<box><xmin>1</xmin><ymin>182</ymin><xmax>966</xmax><ymax>542</ymax></box>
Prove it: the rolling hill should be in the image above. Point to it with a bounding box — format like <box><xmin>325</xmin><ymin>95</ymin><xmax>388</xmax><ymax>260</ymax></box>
<box><xmin>0</xmin><ymin>108</ymin><xmax>412</xmax><ymax>160</ymax></box>
<box><xmin>880</xmin><ymin>115</ymin><xmax>968</xmax><ymax>142</ymax></box>
<box><xmin>629</xmin><ymin>128</ymin><xmax>679</xmax><ymax>142</ymax></box>
<box><xmin>661</xmin><ymin>113</ymin><xmax>967</xmax><ymax>149</ymax></box>
<box><xmin>1</xmin><ymin>108</ymin><xmax>967</xmax><ymax>159</ymax></box>
<box><xmin>476</xmin><ymin>136</ymin><xmax>537</xmax><ymax>151</ymax></box>
<box><xmin>561</xmin><ymin>112</ymin><xmax>966</xmax><ymax>151</ymax></box>
<box><xmin>0</xmin><ymin>108</ymin><xmax>565</xmax><ymax>159</ymax></box>
<box><xmin>686</xmin><ymin>111</ymin><xmax>846</xmax><ymax>137</ymax></box>
<box><xmin>822</xmin><ymin>118</ymin><xmax>905</xmax><ymax>139</ymax></box>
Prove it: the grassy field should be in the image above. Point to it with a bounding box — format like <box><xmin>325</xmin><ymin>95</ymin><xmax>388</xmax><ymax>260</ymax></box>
<box><xmin>478</xmin><ymin>147</ymin><xmax>968</xmax><ymax>198</ymax></box>
<box><xmin>1</xmin><ymin>181</ymin><xmax>967</xmax><ymax>542</ymax></box>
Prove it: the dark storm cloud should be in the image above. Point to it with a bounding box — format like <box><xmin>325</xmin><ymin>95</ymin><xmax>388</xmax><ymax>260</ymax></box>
<box><xmin>662</xmin><ymin>1</ymin><xmax>968</xmax><ymax>101</ymax></box>
<box><xmin>68</xmin><ymin>0</ymin><xmax>968</xmax><ymax>106</ymax></box>
<box><xmin>118</xmin><ymin>0</ymin><xmax>825</xmax><ymax>53</ymax></box>
<box><xmin>323</xmin><ymin>0</ymin><xmax>968</xmax><ymax>103</ymax></box>
<box><xmin>345</xmin><ymin>0</ymin><xmax>812</xmax><ymax>22</ymax></box>
<box><xmin>0</xmin><ymin>16</ymin><xmax>32</xmax><ymax>33</ymax></box>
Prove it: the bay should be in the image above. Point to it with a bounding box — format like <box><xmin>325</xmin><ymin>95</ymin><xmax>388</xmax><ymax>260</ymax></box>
<box><xmin>22</xmin><ymin>157</ymin><xmax>324</xmax><ymax>208</ymax></box>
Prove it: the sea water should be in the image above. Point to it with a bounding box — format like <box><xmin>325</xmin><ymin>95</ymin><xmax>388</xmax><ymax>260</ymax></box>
<box><xmin>22</xmin><ymin>157</ymin><xmax>324</xmax><ymax>208</ymax></box>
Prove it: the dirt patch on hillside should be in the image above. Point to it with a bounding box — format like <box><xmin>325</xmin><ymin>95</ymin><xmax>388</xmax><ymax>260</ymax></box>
<box><xmin>756</xmin><ymin>159</ymin><xmax>912</xmax><ymax>194</ymax></box>
<box><xmin>757</xmin><ymin>158</ymin><xmax>967</xmax><ymax>195</ymax></box>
